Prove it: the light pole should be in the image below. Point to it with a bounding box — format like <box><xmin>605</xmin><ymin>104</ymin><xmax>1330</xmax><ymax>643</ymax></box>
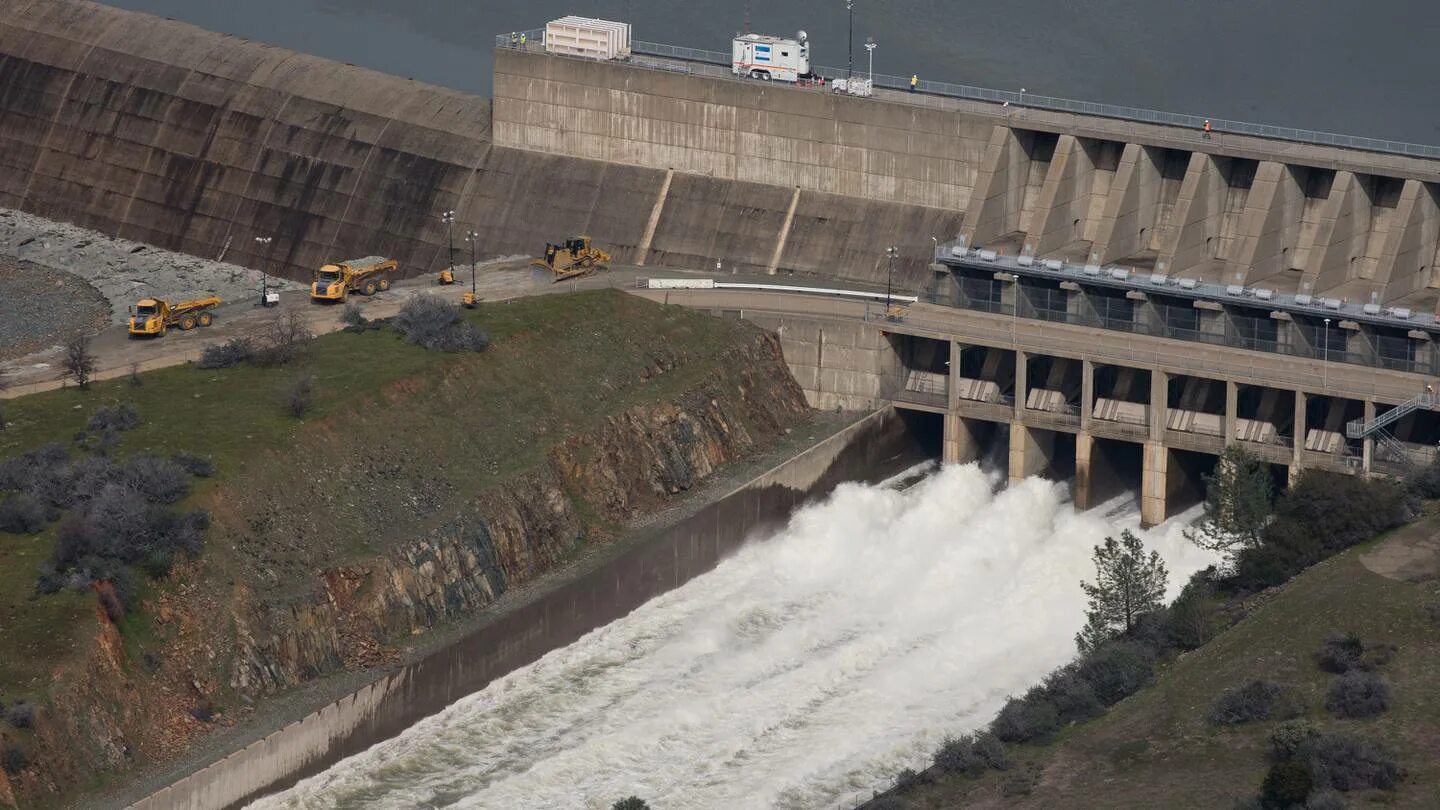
<box><xmin>465</xmin><ymin>230</ymin><xmax>479</xmax><ymax>300</ymax></box>
<box><xmin>864</xmin><ymin>36</ymin><xmax>875</xmax><ymax>87</ymax></box>
<box><xmin>254</xmin><ymin>236</ymin><xmax>272</xmax><ymax>305</ymax></box>
<box><xmin>846</xmin><ymin>0</ymin><xmax>854</xmax><ymax>82</ymax></box>
<box><xmin>1323</xmin><ymin>317</ymin><xmax>1331</xmax><ymax>389</ymax></box>
<box><xmin>441</xmin><ymin>210</ymin><xmax>456</xmax><ymax>275</ymax></box>
<box><xmin>885</xmin><ymin>245</ymin><xmax>898</xmax><ymax>314</ymax></box>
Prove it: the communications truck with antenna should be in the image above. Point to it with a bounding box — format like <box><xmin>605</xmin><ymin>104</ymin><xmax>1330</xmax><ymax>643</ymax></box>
<box><xmin>731</xmin><ymin>30</ymin><xmax>816</xmax><ymax>82</ymax></box>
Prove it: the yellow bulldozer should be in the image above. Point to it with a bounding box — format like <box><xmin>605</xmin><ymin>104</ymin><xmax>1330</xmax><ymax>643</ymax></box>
<box><xmin>532</xmin><ymin>236</ymin><xmax>611</xmax><ymax>282</ymax></box>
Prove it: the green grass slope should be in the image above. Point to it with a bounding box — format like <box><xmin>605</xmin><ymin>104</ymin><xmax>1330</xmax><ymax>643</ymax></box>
<box><xmin>903</xmin><ymin>522</ymin><xmax>1440</xmax><ymax>808</ymax></box>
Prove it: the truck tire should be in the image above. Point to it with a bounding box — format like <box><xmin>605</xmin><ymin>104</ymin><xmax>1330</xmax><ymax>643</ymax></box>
<box><xmin>363</xmin><ymin>280</ymin><xmax>377</xmax><ymax>296</ymax></box>
<box><xmin>378</xmin><ymin>276</ymin><xmax>392</xmax><ymax>291</ymax></box>
<box><xmin>180</xmin><ymin>316</ymin><xmax>196</xmax><ymax>331</ymax></box>
<box><xmin>198</xmin><ymin>312</ymin><xmax>213</xmax><ymax>327</ymax></box>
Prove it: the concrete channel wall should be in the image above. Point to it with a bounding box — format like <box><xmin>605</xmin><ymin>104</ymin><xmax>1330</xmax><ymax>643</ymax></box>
<box><xmin>127</xmin><ymin>408</ymin><xmax>930</xmax><ymax>810</ymax></box>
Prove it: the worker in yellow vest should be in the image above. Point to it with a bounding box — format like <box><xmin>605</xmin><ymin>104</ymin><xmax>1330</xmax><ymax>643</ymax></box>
<box><xmin>910</xmin><ymin>74</ymin><xmax>918</xmax><ymax>93</ymax></box>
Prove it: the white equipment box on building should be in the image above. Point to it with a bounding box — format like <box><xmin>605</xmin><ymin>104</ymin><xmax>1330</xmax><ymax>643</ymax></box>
<box><xmin>732</xmin><ymin>31</ymin><xmax>811</xmax><ymax>82</ymax></box>
<box><xmin>544</xmin><ymin>16</ymin><xmax>631</xmax><ymax>60</ymax></box>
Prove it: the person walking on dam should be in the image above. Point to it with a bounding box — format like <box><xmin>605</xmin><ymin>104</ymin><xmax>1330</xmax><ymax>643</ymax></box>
<box><xmin>910</xmin><ymin>74</ymin><xmax>918</xmax><ymax>93</ymax></box>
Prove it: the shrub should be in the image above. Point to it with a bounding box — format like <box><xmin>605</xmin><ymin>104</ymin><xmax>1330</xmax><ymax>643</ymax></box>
<box><xmin>122</xmin><ymin>455</ymin><xmax>191</xmax><ymax>504</ymax></box>
<box><xmin>1041</xmin><ymin>667</ymin><xmax>1104</xmax><ymax>725</ymax></box>
<box><xmin>991</xmin><ymin>692</ymin><xmax>1060</xmax><ymax>744</ymax></box>
<box><xmin>1270</xmin><ymin>720</ymin><xmax>1322</xmax><ymax>760</ymax></box>
<box><xmin>1316</xmin><ymin>634</ymin><xmax>1365</xmax><ymax>674</ymax></box>
<box><xmin>868</xmin><ymin>798</ymin><xmax>907</xmax><ymax>810</ymax></box>
<box><xmin>1260</xmin><ymin>759</ymin><xmax>1314</xmax><ymax>809</ymax></box>
<box><xmin>62</xmin><ymin>334</ymin><xmax>97</xmax><ymax>388</ymax></box>
<box><xmin>3</xmin><ymin>701</ymin><xmax>34</xmax><ymax>729</ymax></box>
<box><xmin>127</xmin><ymin>362</ymin><xmax>143</xmax><ymax>388</ymax></box>
<box><xmin>1209</xmin><ymin>680</ymin><xmax>1303</xmax><ymax>726</ymax></box>
<box><xmin>341</xmin><ymin>301</ymin><xmax>365</xmax><ymax>326</ymax></box>
<box><xmin>98</xmin><ymin>585</ymin><xmax>125</xmax><ymax>623</ymax></box>
<box><xmin>1164</xmin><ymin>584</ymin><xmax>1218</xmax><ymax>650</ymax></box>
<box><xmin>171</xmin><ymin>452</ymin><xmax>216</xmax><ymax>478</ymax></box>
<box><xmin>1</xmin><ymin>746</ymin><xmax>25</xmax><ymax>775</ymax></box>
<box><xmin>199</xmin><ymin>337</ymin><xmax>256</xmax><ymax>369</ymax></box>
<box><xmin>1000</xmin><ymin>764</ymin><xmax>1041</xmax><ymax>797</ymax></box>
<box><xmin>141</xmin><ymin>548</ymin><xmax>175</xmax><ymax>580</ymax></box>
<box><xmin>933</xmin><ymin>732</ymin><xmax>1009</xmax><ymax>777</ymax></box>
<box><xmin>287</xmin><ymin>376</ymin><xmax>314</xmax><ymax>419</ymax></box>
<box><xmin>257</xmin><ymin>312</ymin><xmax>313</xmax><ymax>366</ymax></box>
<box><xmin>1305</xmin><ymin>789</ymin><xmax>1348</xmax><ymax>810</ymax></box>
<box><xmin>1305</xmin><ymin>733</ymin><xmax>1403</xmax><ymax>791</ymax></box>
<box><xmin>611</xmin><ymin>799</ymin><xmax>650</xmax><ymax>810</ymax></box>
<box><xmin>0</xmin><ymin>493</ymin><xmax>48</xmax><ymax>534</ymax></box>
<box><xmin>0</xmin><ymin>442</ymin><xmax>69</xmax><ymax>494</ymax></box>
<box><xmin>87</xmin><ymin>403</ymin><xmax>140</xmax><ymax>433</ymax></box>
<box><xmin>1075</xmin><ymin>640</ymin><xmax>1155</xmax><ymax>706</ymax></box>
<box><xmin>894</xmin><ymin>767</ymin><xmax>926</xmax><ymax>790</ymax></box>
<box><xmin>1427</xmin><ymin>602</ymin><xmax>1440</xmax><ymax>626</ymax></box>
<box><xmin>391</xmin><ymin>295</ymin><xmax>490</xmax><ymax>353</ymax></box>
<box><xmin>1325</xmin><ymin>671</ymin><xmax>1393</xmax><ymax>719</ymax></box>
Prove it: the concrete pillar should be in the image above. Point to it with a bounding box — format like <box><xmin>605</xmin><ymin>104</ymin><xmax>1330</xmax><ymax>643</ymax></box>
<box><xmin>1009</xmin><ymin>422</ymin><xmax>1048</xmax><ymax>483</ymax></box>
<box><xmin>960</xmin><ymin>126</ymin><xmax>1030</xmax><ymax>246</ymax></box>
<box><xmin>1141</xmin><ymin>441</ymin><xmax>1168</xmax><ymax>528</ymax></box>
<box><xmin>1081</xmin><ymin>359</ymin><xmax>1095</xmax><ymax>431</ymax></box>
<box><xmin>1030</xmin><ymin>135</ymin><xmax>1096</xmax><ymax>256</ymax></box>
<box><xmin>1093</xmin><ymin>143</ymin><xmax>1162</xmax><ymax>263</ymax></box>
<box><xmin>634</xmin><ymin>168</ymin><xmax>674</xmax><ymax>266</ymax></box>
<box><xmin>944</xmin><ymin>413</ymin><xmax>980</xmax><ymax>464</ymax></box>
<box><xmin>1075</xmin><ymin>431</ymin><xmax>1094</xmax><ymax>509</ymax></box>
<box><xmin>1362</xmin><ymin>400</ymin><xmax>1375</xmax><ymax>473</ymax></box>
<box><xmin>1235</xmin><ymin>161</ymin><xmax>1304</xmax><ymax>284</ymax></box>
<box><xmin>1149</xmin><ymin>370</ymin><xmax>1168</xmax><ymax>441</ymax></box>
<box><xmin>1225</xmin><ymin>380</ymin><xmax>1238</xmax><ymax>444</ymax></box>
<box><xmin>766</xmin><ymin>186</ymin><xmax>802</xmax><ymax>275</ymax></box>
<box><xmin>1379</xmin><ymin>180</ymin><xmax>1440</xmax><ymax>303</ymax></box>
<box><xmin>1293</xmin><ymin>389</ymin><xmax>1307</xmax><ymax>471</ymax></box>
<box><xmin>1014</xmin><ymin>350</ymin><xmax>1029</xmax><ymax>417</ymax></box>
<box><xmin>1158</xmin><ymin>152</ymin><xmax>1225</xmax><ymax>276</ymax></box>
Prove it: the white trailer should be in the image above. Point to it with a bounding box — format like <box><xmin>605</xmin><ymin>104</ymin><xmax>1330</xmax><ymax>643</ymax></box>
<box><xmin>732</xmin><ymin>31</ymin><xmax>811</xmax><ymax>82</ymax></box>
<box><xmin>544</xmin><ymin>16</ymin><xmax>631</xmax><ymax>60</ymax></box>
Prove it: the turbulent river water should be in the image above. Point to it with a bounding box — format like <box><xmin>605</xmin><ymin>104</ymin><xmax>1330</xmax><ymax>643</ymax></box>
<box><xmin>248</xmin><ymin>463</ymin><xmax>1218</xmax><ymax>810</ymax></box>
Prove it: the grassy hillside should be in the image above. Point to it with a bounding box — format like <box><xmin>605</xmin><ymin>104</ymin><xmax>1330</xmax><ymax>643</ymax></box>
<box><xmin>0</xmin><ymin>291</ymin><xmax>786</xmax><ymax>702</ymax></box>
<box><xmin>899</xmin><ymin>518</ymin><xmax>1440</xmax><ymax>808</ymax></box>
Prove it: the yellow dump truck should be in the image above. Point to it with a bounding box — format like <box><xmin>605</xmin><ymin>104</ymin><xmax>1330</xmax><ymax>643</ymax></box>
<box><xmin>310</xmin><ymin>256</ymin><xmax>398</xmax><ymax>302</ymax></box>
<box><xmin>127</xmin><ymin>296</ymin><xmax>222</xmax><ymax>337</ymax></box>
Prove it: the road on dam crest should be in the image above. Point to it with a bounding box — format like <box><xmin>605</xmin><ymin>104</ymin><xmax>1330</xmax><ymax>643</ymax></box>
<box><xmin>247</xmin><ymin>463</ymin><xmax>1217</xmax><ymax>810</ymax></box>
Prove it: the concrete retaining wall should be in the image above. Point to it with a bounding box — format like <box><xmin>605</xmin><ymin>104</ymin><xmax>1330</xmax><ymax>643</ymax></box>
<box><xmin>128</xmin><ymin>408</ymin><xmax>929</xmax><ymax>810</ymax></box>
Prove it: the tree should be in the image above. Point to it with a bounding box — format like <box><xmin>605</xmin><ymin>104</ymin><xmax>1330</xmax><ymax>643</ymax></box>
<box><xmin>62</xmin><ymin>334</ymin><xmax>98</xmax><ymax>389</ymax></box>
<box><xmin>1185</xmin><ymin>445</ymin><xmax>1273</xmax><ymax>564</ymax></box>
<box><xmin>1076</xmin><ymin>530</ymin><xmax>1169</xmax><ymax>653</ymax></box>
<box><xmin>612</xmin><ymin>799</ymin><xmax>650</xmax><ymax>810</ymax></box>
<box><xmin>0</xmin><ymin>365</ymin><xmax>8</xmax><ymax>430</ymax></box>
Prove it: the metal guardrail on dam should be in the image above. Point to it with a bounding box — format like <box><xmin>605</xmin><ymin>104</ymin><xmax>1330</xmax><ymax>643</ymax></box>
<box><xmin>495</xmin><ymin>33</ymin><xmax>1440</xmax><ymax>161</ymax></box>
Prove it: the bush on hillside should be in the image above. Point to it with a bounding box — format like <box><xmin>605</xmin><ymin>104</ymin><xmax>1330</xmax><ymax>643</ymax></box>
<box><xmin>1316</xmin><ymin>633</ymin><xmax>1366</xmax><ymax>674</ymax></box>
<box><xmin>0</xmin><ymin>493</ymin><xmax>47</xmax><ymax>534</ymax></box>
<box><xmin>1304</xmin><ymin>789</ymin><xmax>1348</xmax><ymax>810</ymax></box>
<box><xmin>287</xmin><ymin>375</ymin><xmax>314</xmax><ymax>419</ymax></box>
<box><xmin>1260</xmin><ymin>759</ymin><xmax>1314</xmax><ymax>809</ymax></box>
<box><xmin>933</xmin><ymin>732</ymin><xmax>1009</xmax><ymax>777</ymax></box>
<box><xmin>391</xmin><ymin>295</ymin><xmax>490</xmax><ymax>353</ymax></box>
<box><xmin>1</xmin><ymin>746</ymin><xmax>26</xmax><ymax>776</ymax></box>
<box><xmin>1270</xmin><ymin>720</ymin><xmax>1322</xmax><ymax>760</ymax></box>
<box><xmin>3</xmin><ymin>702</ymin><xmax>34</xmax><ymax>729</ymax></box>
<box><xmin>611</xmin><ymin>798</ymin><xmax>650</xmax><ymax>810</ymax></box>
<box><xmin>199</xmin><ymin>337</ymin><xmax>257</xmax><ymax>369</ymax></box>
<box><xmin>1074</xmin><ymin>640</ymin><xmax>1156</xmax><ymax>706</ymax></box>
<box><xmin>1304</xmin><ymin>733</ymin><xmax>1403</xmax><ymax>792</ymax></box>
<box><xmin>171</xmin><ymin>452</ymin><xmax>216</xmax><ymax>478</ymax></box>
<box><xmin>1209</xmin><ymin>680</ymin><xmax>1303</xmax><ymax>726</ymax></box>
<box><xmin>121</xmin><ymin>455</ymin><xmax>191</xmax><ymax>504</ymax></box>
<box><xmin>87</xmin><ymin>403</ymin><xmax>139</xmax><ymax>433</ymax></box>
<box><xmin>868</xmin><ymin>798</ymin><xmax>907</xmax><ymax>810</ymax></box>
<box><xmin>1324</xmin><ymin>671</ymin><xmax>1393</xmax><ymax>719</ymax></box>
<box><xmin>991</xmin><ymin>691</ymin><xmax>1060</xmax><ymax>744</ymax></box>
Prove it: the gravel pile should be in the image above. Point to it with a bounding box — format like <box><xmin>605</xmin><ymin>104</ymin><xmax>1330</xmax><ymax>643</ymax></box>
<box><xmin>0</xmin><ymin>257</ymin><xmax>110</xmax><ymax>360</ymax></box>
<box><xmin>0</xmin><ymin>207</ymin><xmax>300</xmax><ymax>327</ymax></box>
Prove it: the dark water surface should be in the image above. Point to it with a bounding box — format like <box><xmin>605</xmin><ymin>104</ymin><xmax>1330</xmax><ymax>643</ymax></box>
<box><xmin>105</xmin><ymin>0</ymin><xmax>1439</xmax><ymax>150</ymax></box>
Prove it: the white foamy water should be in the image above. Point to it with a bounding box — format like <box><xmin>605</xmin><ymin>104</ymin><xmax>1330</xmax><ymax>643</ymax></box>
<box><xmin>249</xmin><ymin>464</ymin><xmax>1217</xmax><ymax>810</ymax></box>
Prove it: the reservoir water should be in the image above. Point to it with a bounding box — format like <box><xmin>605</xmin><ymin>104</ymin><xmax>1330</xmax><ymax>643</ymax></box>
<box><xmin>105</xmin><ymin>0</ymin><xmax>1440</xmax><ymax>144</ymax></box>
<box><xmin>248</xmin><ymin>464</ymin><xmax>1217</xmax><ymax>809</ymax></box>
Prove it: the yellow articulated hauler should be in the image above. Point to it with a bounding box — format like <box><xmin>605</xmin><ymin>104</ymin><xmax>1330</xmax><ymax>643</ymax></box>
<box><xmin>310</xmin><ymin>256</ymin><xmax>398</xmax><ymax>302</ymax></box>
<box><xmin>127</xmin><ymin>296</ymin><xmax>221</xmax><ymax>337</ymax></box>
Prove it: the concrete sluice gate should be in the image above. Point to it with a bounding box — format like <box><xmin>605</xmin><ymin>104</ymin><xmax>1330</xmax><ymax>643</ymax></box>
<box><xmin>126</xmin><ymin>410</ymin><xmax>938</xmax><ymax>810</ymax></box>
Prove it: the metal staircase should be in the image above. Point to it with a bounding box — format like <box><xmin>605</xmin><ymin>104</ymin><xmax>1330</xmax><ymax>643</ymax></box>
<box><xmin>1344</xmin><ymin>389</ymin><xmax>1435</xmax><ymax>472</ymax></box>
<box><xmin>1345</xmin><ymin>390</ymin><xmax>1433</xmax><ymax>439</ymax></box>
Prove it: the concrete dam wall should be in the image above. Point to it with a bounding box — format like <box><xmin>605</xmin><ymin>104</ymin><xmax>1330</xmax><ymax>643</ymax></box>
<box><xmin>0</xmin><ymin>0</ymin><xmax>961</xmax><ymax>287</ymax></box>
<box><xmin>126</xmin><ymin>408</ymin><xmax>932</xmax><ymax>810</ymax></box>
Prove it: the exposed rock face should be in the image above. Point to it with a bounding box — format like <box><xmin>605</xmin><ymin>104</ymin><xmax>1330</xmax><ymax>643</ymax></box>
<box><xmin>8</xmin><ymin>329</ymin><xmax>807</xmax><ymax>807</ymax></box>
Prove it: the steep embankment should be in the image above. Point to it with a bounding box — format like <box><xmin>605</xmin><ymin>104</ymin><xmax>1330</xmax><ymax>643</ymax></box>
<box><xmin>0</xmin><ymin>0</ymin><xmax>961</xmax><ymax>286</ymax></box>
<box><xmin>0</xmin><ymin>291</ymin><xmax>810</xmax><ymax>808</ymax></box>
